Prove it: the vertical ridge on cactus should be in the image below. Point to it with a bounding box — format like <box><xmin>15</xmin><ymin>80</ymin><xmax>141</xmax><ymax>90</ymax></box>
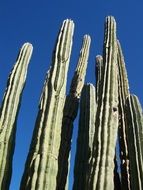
<box><xmin>73</xmin><ymin>83</ymin><xmax>96</xmax><ymax>190</ymax></box>
<box><xmin>0</xmin><ymin>43</ymin><xmax>33</xmax><ymax>190</ymax></box>
<box><xmin>56</xmin><ymin>35</ymin><xmax>91</xmax><ymax>190</ymax></box>
<box><xmin>125</xmin><ymin>95</ymin><xmax>143</xmax><ymax>190</ymax></box>
<box><xmin>20</xmin><ymin>19</ymin><xmax>74</xmax><ymax>190</ymax></box>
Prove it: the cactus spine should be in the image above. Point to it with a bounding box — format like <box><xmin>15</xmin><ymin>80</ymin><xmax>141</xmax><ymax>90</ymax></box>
<box><xmin>20</xmin><ymin>19</ymin><xmax>74</xmax><ymax>190</ymax></box>
<box><xmin>0</xmin><ymin>43</ymin><xmax>33</xmax><ymax>190</ymax></box>
<box><xmin>73</xmin><ymin>83</ymin><xmax>96</xmax><ymax>190</ymax></box>
<box><xmin>56</xmin><ymin>35</ymin><xmax>91</xmax><ymax>190</ymax></box>
<box><xmin>125</xmin><ymin>95</ymin><xmax>143</xmax><ymax>190</ymax></box>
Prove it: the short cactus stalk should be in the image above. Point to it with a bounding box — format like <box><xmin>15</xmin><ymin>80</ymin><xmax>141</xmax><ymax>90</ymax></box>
<box><xmin>73</xmin><ymin>83</ymin><xmax>96</xmax><ymax>190</ymax></box>
<box><xmin>117</xmin><ymin>40</ymin><xmax>131</xmax><ymax>190</ymax></box>
<box><xmin>20</xmin><ymin>19</ymin><xmax>74</xmax><ymax>190</ymax></box>
<box><xmin>95</xmin><ymin>55</ymin><xmax>103</xmax><ymax>103</ymax></box>
<box><xmin>87</xmin><ymin>16</ymin><xmax>118</xmax><ymax>190</ymax></box>
<box><xmin>125</xmin><ymin>95</ymin><xmax>143</xmax><ymax>190</ymax></box>
<box><xmin>56</xmin><ymin>35</ymin><xmax>91</xmax><ymax>190</ymax></box>
<box><xmin>0</xmin><ymin>43</ymin><xmax>33</xmax><ymax>190</ymax></box>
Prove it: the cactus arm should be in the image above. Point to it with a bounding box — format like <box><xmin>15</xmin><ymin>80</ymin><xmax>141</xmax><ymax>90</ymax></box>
<box><xmin>125</xmin><ymin>95</ymin><xmax>143</xmax><ymax>190</ymax></box>
<box><xmin>95</xmin><ymin>55</ymin><xmax>103</xmax><ymax>103</ymax></box>
<box><xmin>87</xmin><ymin>16</ymin><xmax>118</xmax><ymax>190</ymax></box>
<box><xmin>20</xmin><ymin>19</ymin><xmax>74</xmax><ymax>190</ymax></box>
<box><xmin>56</xmin><ymin>35</ymin><xmax>91</xmax><ymax>190</ymax></box>
<box><xmin>73</xmin><ymin>83</ymin><xmax>96</xmax><ymax>190</ymax></box>
<box><xmin>0</xmin><ymin>43</ymin><xmax>33</xmax><ymax>189</ymax></box>
<box><xmin>117</xmin><ymin>40</ymin><xmax>131</xmax><ymax>189</ymax></box>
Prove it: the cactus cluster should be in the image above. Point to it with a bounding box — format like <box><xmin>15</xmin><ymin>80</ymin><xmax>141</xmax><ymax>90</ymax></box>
<box><xmin>0</xmin><ymin>16</ymin><xmax>142</xmax><ymax>190</ymax></box>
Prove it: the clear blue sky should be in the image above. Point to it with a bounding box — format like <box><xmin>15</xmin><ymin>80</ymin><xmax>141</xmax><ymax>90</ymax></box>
<box><xmin>0</xmin><ymin>1</ymin><xmax>142</xmax><ymax>190</ymax></box>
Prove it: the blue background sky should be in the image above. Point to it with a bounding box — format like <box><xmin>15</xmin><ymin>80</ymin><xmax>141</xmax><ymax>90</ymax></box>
<box><xmin>0</xmin><ymin>1</ymin><xmax>142</xmax><ymax>189</ymax></box>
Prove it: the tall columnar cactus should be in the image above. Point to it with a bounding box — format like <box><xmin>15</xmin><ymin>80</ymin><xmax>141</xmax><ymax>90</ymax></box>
<box><xmin>0</xmin><ymin>43</ymin><xmax>33</xmax><ymax>190</ymax></box>
<box><xmin>20</xmin><ymin>19</ymin><xmax>74</xmax><ymax>190</ymax></box>
<box><xmin>56</xmin><ymin>35</ymin><xmax>91</xmax><ymax>190</ymax></box>
<box><xmin>86</xmin><ymin>16</ymin><xmax>118</xmax><ymax>190</ymax></box>
<box><xmin>125</xmin><ymin>95</ymin><xmax>143</xmax><ymax>190</ymax></box>
<box><xmin>73</xmin><ymin>83</ymin><xmax>96</xmax><ymax>190</ymax></box>
<box><xmin>117</xmin><ymin>40</ymin><xmax>131</xmax><ymax>190</ymax></box>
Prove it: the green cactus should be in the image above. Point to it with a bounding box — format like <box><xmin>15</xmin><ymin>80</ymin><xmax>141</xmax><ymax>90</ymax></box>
<box><xmin>86</xmin><ymin>16</ymin><xmax>118</xmax><ymax>190</ymax></box>
<box><xmin>73</xmin><ymin>83</ymin><xmax>96</xmax><ymax>190</ymax></box>
<box><xmin>125</xmin><ymin>95</ymin><xmax>143</xmax><ymax>190</ymax></box>
<box><xmin>20</xmin><ymin>19</ymin><xmax>74</xmax><ymax>190</ymax></box>
<box><xmin>117</xmin><ymin>40</ymin><xmax>131</xmax><ymax>190</ymax></box>
<box><xmin>0</xmin><ymin>43</ymin><xmax>33</xmax><ymax>190</ymax></box>
<box><xmin>56</xmin><ymin>35</ymin><xmax>91</xmax><ymax>190</ymax></box>
<box><xmin>95</xmin><ymin>55</ymin><xmax>103</xmax><ymax>103</ymax></box>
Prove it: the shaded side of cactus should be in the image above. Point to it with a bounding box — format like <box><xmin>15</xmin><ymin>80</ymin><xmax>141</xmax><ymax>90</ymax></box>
<box><xmin>73</xmin><ymin>83</ymin><xmax>96</xmax><ymax>190</ymax></box>
<box><xmin>95</xmin><ymin>55</ymin><xmax>103</xmax><ymax>103</ymax></box>
<box><xmin>56</xmin><ymin>35</ymin><xmax>91</xmax><ymax>190</ymax></box>
<box><xmin>117</xmin><ymin>40</ymin><xmax>130</xmax><ymax>189</ymax></box>
<box><xmin>125</xmin><ymin>95</ymin><xmax>143</xmax><ymax>190</ymax></box>
<box><xmin>114</xmin><ymin>156</ymin><xmax>121</xmax><ymax>190</ymax></box>
<box><xmin>87</xmin><ymin>16</ymin><xmax>118</xmax><ymax>190</ymax></box>
<box><xmin>20</xmin><ymin>19</ymin><xmax>74</xmax><ymax>190</ymax></box>
<box><xmin>0</xmin><ymin>43</ymin><xmax>33</xmax><ymax>190</ymax></box>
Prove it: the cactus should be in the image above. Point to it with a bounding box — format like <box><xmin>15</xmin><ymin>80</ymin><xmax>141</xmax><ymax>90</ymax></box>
<box><xmin>95</xmin><ymin>55</ymin><xmax>103</xmax><ymax>103</ymax></box>
<box><xmin>0</xmin><ymin>43</ymin><xmax>33</xmax><ymax>190</ymax></box>
<box><xmin>86</xmin><ymin>16</ymin><xmax>118</xmax><ymax>190</ymax></box>
<box><xmin>73</xmin><ymin>83</ymin><xmax>96</xmax><ymax>190</ymax></box>
<box><xmin>125</xmin><ymin>95</ymin><xmax>143</xmax><ymax>190</ymax></box>
<box><xmin>0</xmin><ymin>15</ymin><xmax>141</xmax><ymax>190</ymax></box>
<box><xmin>114</xmin><ymin>155</ymin><xmax>121</xmax><ymax>190</ymax></box>
<box><xmin>117</xmin><ymin>40</ymin><xmax>131</xmax><ymax>190</ymax></box>
<box><xmin>20</xmin><ymin>19</ymin><xmax>74</xmax><ymax>190</ymax></box>
<box><xmin>56</xmin><ymin>35</ymin><xmax>91</xmax><ymax>190</ymax></box>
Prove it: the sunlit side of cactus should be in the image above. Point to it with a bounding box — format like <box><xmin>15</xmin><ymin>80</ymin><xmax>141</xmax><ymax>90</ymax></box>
<box><xmin>20</xmin><ymin>20</ymin><xmax>74</xmax><ymax>190</ymax></box>
<box><xmin>0</xmin><ymin>43</ymin><xmax>33</xmax><ymax>190</ymax></box>
<box><xmin>87</xmin><ymin>16</ymin><xmax>118</xmax><ymax>190</ymax></box>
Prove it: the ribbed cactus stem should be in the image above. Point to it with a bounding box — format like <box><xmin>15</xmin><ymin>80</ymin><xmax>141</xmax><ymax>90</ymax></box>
<box><xmin>56</xmin><ymin>35</ymin><xmax>91</xmax><ymax>190</ymax></box>
<box><xmin>0</xmin><ymin>43</ymin><xmax>33</xmax><ymax>190</ymax></box>
<box><xmin>73</xmin><ymin>83</ymin><xmax>96</xmax><ymax>190</ymax></box>
<box><xmin>20</xmin><ymin>19</ymin><xmax>74</xmax><ymax>190</ymax></box>
<box><xmin>96</xmin><ymin>55</ymin><xmax>103</xmax><ymax>103</ymax></box>
<box><xmin>69</xmin><ymin>35</ymin><xmax>91</xmax><ymax>97</ymax></box>
<box><xmin>88</xmin><ymin>16</ymin><xmax>118</xmax><ymax>190</ymax></box>
<box><xmin>117</xmin><ymin>40</ymin><xmax>130</xmax><ymax>189</ymax></box>
<box><xmin>125</xmin><ymin>95</ymin><xmax>143</xmax><ymax>190</ymax></box>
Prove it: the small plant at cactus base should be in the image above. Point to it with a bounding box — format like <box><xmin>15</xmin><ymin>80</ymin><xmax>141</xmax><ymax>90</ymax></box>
<box><xmin>0</xmin><ymin>16</ymin><xmax>142</xmax><ymax>190</ymax></box>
